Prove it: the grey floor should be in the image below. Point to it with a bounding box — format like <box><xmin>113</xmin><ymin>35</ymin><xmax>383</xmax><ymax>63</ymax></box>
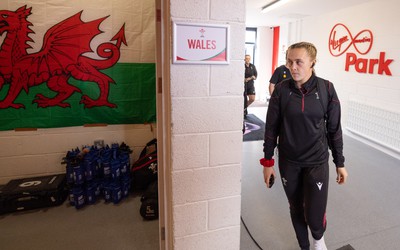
<box><xmin>240</xmin><ymin>105</ymin><xmax>400</xmax><ymax>250</ymax></box>
<box><xmin>0</xmin><ymin>194</ymin><xmax>159</xmax><ymax>250</ymax></box>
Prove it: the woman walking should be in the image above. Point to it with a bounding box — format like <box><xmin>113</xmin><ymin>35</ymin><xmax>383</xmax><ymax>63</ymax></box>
<box><xmin>260</xmin><ymin>42</ymin><xmax>348</xmax><ymax>250</ymax></box>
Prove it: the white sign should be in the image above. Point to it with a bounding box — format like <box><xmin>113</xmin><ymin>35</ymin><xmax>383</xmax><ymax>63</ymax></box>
<box><xmin>173</xmin><ymin>22</ymin><xmax>230</xmax><ymax>64</ymax></box>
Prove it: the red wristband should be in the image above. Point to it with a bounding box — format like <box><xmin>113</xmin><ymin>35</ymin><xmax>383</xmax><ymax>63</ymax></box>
<box><xmin>260</xmin><ymin>158</ymin><xmax>274</xmax><ymax>168</ymax></box>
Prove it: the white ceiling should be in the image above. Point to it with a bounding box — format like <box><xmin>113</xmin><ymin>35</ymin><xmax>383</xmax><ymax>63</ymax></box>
<box><xmin>246</xmin><ymin>0</ymin><xmax>373</xmax><ymax>27</ymax></box>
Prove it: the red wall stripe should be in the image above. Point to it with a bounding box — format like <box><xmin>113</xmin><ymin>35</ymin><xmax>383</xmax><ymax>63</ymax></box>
<box><xmin>272</xmin><ymin>26</ymin><xmax>280</xmax><ymax>74</ymax></box>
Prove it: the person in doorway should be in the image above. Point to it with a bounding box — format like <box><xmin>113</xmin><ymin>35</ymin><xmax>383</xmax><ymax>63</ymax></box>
<box><xmin>260</xmin><ymin>42</ymin><xmax>348</xmax><ymax>250</ymax></box>
<box><xmin>269</xmin><ymin>64</ymin><xmax>292</xmax><ymax>96</ymax></box>
<box><xmin>244</xmin><ymin>54</ymin><xmax>258</xmax><ymax>117</ymax></box>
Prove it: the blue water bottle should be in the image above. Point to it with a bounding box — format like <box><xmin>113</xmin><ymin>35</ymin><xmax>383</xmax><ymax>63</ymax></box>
<box><xmin>103</xmin><ymin>180</ymin><xmax>112</xmax><ymax>202</ymax></box>
<box><xmin>119</xmin><ymin>152</ymin><xmax>130</xmax><ymax>176</ymax></box>
<box><xmin>121</xmin><ymin>175</ymin><xmax>131</xmax><ymax>198</ymax></box>
<box><xmin>73</xmin><ymin>164</ymin><xmax>85</xmax><ymax>185</ymax></box>
<box><xmin>85</xmin><ymin>182</ymin><xmax>97</xmax><ymax>205</ymax></box>
<box><xmin>72</xmin><ymin>186</ymin><xmax>85</xmax><ymax>209</ymax></box>
<box><xmin>110</xmin><ymin>181</ymin><xmax>122</xmax><ymax>204</ymax></box>
<box><xmin>83</xmin><ymin>153</ymin><xmax>94</xmax><ymax>182</ymax></box>
<box><xmin>110</xmin><ymin>158</ymin><xmax>121</xmax><ymax>180</ymax></box>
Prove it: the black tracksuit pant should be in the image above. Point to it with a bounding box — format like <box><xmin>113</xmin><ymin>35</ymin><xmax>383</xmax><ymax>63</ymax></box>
<box><xmin>278</xmin><ymin>159</ymin><xmax>329</xmax><ymax>249</ymax></box>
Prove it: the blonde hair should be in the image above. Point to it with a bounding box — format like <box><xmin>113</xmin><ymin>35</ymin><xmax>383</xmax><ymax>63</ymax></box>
<box><xmin>287</xmin><ymin>42</ymin><xmax>317</xmax><ymax>68</ymax></box>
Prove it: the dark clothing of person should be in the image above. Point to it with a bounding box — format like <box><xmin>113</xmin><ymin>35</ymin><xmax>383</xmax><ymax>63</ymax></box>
<box><xmin>263</xmin><ymin>73</ymin><xmax>345</xmax><ymax>167</ymax></box>
<box><xmin>279</xmin><ymin>159</ymin><xmax>329</xmax><ymax>249</ymax></box>
<box><xmin>244</xmin><ymin>63</ymin><xmax>257</xmax><ymax>95</ymax></box>
<box><xmin>269</xmin><ymin>65</ymin><xmax>292</xmax><ymax>84</ymax></box>
<box><xmin>263</xmin><ymin>73</ymin><xmax>345</xmax><ymax>248</ymax></box>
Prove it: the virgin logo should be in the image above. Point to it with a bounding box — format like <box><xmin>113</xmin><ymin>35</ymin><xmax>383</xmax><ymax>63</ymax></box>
<box><xmin>328</xmin><ymin>23</ymin><xmax>393</xmax><ymax>76</ymax></box>
<box><xmin>329</xmin><ymin>23</ymin><xmax>373</xmax><ymax>57</ymax></box>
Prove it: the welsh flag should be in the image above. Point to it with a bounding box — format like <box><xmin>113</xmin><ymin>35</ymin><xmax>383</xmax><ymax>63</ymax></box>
<box><xmin>0</xmin><ymin>1</ymin><xmax>156</xmax><ymax>131</ymax></box>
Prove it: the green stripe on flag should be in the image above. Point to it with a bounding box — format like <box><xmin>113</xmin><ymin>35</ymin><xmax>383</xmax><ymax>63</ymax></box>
<box><xmin>0</xmin><ymin>63</ymin><xmax>156</xmax><ymax>131</ymax></box>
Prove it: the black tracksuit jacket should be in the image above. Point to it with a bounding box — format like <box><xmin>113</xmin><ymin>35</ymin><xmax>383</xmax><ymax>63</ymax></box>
<box><xmin>263</xmin><ymin>73</ymin><xmax>345</xmax><ymax>167</ymax></box>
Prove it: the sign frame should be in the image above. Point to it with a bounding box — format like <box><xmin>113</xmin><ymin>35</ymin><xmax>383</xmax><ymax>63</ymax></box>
<box><xmin>173</xmin><ymin>22</ymin><xmax>230</xmax><ymax>65</ymax></box>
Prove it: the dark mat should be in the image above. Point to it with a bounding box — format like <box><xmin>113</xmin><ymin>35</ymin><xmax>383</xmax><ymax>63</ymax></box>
<box><xmin>243</xmin><ymin>114</ymin><xmax>265</xmax><ymax>141</ymax></box>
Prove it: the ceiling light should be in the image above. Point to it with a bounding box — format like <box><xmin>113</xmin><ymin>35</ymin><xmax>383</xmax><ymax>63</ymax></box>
<box><xmin>261</xmin><ymin>0</ymin><xmax>291</xmax><ymax>13</ymax></box>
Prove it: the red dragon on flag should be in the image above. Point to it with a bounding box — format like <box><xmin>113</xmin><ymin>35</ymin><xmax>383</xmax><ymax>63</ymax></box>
<box><xmin>0</xmin><ymin>5</ymin><xmax>127</xmax><ymax>109</ymax></box>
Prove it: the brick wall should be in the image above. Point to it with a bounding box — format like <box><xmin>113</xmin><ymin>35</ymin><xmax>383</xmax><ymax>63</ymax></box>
<box><xmin>169</xmin><ymin>0</ymin><xmax>246</xmax><ymax>249</ymax></box>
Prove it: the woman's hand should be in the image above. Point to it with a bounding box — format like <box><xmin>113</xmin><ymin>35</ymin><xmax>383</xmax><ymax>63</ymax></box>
<box><xmin>336</xmin><ymin>167</ymin><xmax>348</xmax><ymax>184</ymax></box>
<box><xmin>263</xmin><ymin>167</ymin><xmax>276</xmax><ymax>188</ymax></box>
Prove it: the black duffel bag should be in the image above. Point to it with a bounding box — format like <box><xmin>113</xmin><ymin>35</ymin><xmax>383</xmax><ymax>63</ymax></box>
<box><xmin>140</xmin><ymin>180</ymin><xmax>158</xmax><ymax>220</ymax></box>
<box><xmin>0</xmin><ymin>174</ymin><xmax>68</xmax><ymax>214</ymax></box>
<box><xmin>131</xmin><ymin>139</ymin><xmax>157</xmax><ymax>191</ymax></box>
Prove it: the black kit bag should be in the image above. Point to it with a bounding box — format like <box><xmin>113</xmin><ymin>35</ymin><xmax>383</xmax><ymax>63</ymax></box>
<box><xmin>131</xmin><ymin>139</ymin><xmax>157</xmax><ymax>191</ymax></box>
<box><xmin>140</xmin><ymin>180</ymin><xmax>158</xmax><ymax>220</ymax></box>
<box><xmin>0</xmin><ymin>174</ymin><xmax>68</xmax><ymax>214</ymax></box>
<box><xmin>0</xmin><ymin>185</ymin><xmax>4</xmax><ymax>212</ymax></box>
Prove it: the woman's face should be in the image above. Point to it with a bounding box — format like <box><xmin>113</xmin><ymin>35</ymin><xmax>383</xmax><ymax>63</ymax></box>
<box><xmin>286</xmin><ymin>48</ymin><xmax>315</xmax><ymax>85</ymax></box>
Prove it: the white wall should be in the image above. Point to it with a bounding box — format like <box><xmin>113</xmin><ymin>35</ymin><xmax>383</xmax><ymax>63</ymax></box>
<box><xmin>287</xmin><ymin>0</ymin><xmax>400</xmax><ymax>159</ymax></box>
<box><xmin>254</xmin><ymin>27</ymin><xmax>273</xmax><ymax>102</ymax></box>
<box><xmin>278</xmin><ymin>23</ymin><xmax>290</xmax><ymax>64</ymax></box>
<box><xmin>169</xmin><ymin>0</ymin><xmax>245</xmax><ymax>249</ymax></box>
<box><xmin>252</xmin><ymin>24</ymin><xmax>290</xmax><ymax>102</ymax></box>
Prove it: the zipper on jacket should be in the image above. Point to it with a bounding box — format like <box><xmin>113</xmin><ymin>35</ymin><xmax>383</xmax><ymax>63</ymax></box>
<box><xmin>300</xmin><ymin>87</ymin><xmax>307</xmax><ymax>112</ymax></box>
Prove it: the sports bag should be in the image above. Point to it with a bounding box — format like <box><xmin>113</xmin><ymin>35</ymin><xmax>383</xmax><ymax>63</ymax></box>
<box><xmin>0</xmin><ymin>174</ymin><xmax>68</xmax><ymax>214</ymax></box>
<box><xmin>131</xmin><ymin>139</ymin><xmax>157</xmax><ymax>191</ymax></box>
<box><xmin>139</xmin><ymin>180</ymin><xmax>158</xmax><ymax>220</ymax></box>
